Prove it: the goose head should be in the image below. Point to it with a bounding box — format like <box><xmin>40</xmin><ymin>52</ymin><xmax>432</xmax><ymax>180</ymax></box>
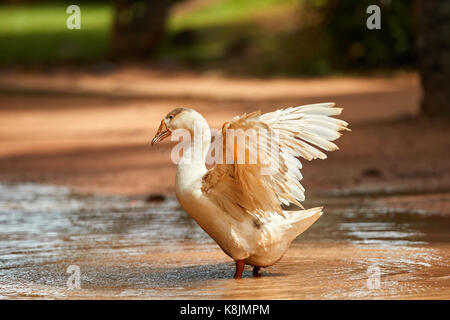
<box><xmin>151</xmin><ymin>107</ymin><xmax>208</xmax><ymax>145</ymax></box>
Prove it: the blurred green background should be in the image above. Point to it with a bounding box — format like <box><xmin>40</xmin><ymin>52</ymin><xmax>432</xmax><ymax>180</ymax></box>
<box><xmin>0</xmin><ymin>0</ymin><xmax>415</xmax><ymax>76</ymax></box>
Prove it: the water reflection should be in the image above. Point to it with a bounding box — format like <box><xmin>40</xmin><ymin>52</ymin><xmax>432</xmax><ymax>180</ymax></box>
<box><xmin>0</xmin><ymin>182</ymin><xmax>449</xmax><ymax>299</ymax></box>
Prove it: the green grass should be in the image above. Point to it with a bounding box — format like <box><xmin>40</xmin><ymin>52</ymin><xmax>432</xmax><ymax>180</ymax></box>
<box><xmin>0</xmin><ymin>0</ymin><xmax>342</xmax><ymax>76</ymax></box>
<box><xmin>0</xmin><ymin>0</ymin><xmax>332</xmax><ymax>76</ymax></box>
<box><xmin>169</xmin><ymin>0</ymin><xmax>299</xmax><ymax>31</ymax></box>
<box><xmin>0</xmin><ymin>0</ymin><xmax>301</xmax><ymax>67</ymax></box>
<box><xmin>0</xmin><ymin>2</ymin><xmax>112</xmax><ymax>65</ymax></box>
<box><xmin>0</xmin><ymin>0</ymin><xmax>299</xmax><ymax>66</ymax></box>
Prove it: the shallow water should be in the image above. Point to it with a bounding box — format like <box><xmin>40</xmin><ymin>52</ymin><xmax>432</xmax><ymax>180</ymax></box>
<box><xmin>0</xmin><ymin>182</ymin><xmax>449</xmax><ymax>299</ymax></box>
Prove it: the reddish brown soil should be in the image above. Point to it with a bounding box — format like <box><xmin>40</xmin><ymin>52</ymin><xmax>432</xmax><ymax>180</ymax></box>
<box><xmin>0</xmin><ymin>69</ymin><xmax>449</xmax><ymax>214</ymax></box>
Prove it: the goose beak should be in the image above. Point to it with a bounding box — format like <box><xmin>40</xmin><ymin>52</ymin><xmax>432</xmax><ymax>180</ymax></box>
<box><xmin>151</xmin><ymin>119</ymin><xmax>171</xmax><ymax>145</ymax></box>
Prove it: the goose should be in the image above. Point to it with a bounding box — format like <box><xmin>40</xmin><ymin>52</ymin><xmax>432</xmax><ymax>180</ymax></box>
<box><xmin>151</xmin><ymin>103</ymin><xmax>349</xmax><ymax>278</ymax></box>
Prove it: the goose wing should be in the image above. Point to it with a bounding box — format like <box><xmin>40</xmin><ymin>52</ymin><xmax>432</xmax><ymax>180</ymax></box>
<box><xmin>201</xmin><ymin>102</ymin><xmax>349</xmax><ymax>221</ymax></box>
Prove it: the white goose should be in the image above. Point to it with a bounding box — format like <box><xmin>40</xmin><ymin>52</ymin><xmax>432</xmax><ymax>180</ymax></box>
<box><xmin>151</xmin><ymin>103</ymin><xmax>348</xmax><ymax>278</ymax></box>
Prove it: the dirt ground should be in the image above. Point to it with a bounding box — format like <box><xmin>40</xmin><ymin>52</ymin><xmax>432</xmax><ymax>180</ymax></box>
<box><xmin>0</xmin><ymin>68</ymin><xmax>449</xmax><ymax>215</ymax></box>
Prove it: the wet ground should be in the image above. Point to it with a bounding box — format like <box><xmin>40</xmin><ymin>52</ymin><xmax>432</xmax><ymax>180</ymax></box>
<box><xmin>0</xmin><ymin>182</ymin><xmax>449</xmax><ymax>299</ymax></box>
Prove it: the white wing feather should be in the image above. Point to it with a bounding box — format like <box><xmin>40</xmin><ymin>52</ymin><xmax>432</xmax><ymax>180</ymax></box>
<box><xmin>201</xmin><ymin>102</ymin><xmax>349</xmax><ymax>221</ymax></box>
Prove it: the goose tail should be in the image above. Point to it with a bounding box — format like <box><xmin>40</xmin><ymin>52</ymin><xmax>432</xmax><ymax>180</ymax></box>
<box><xmin>284</xmin><ymin>206</ymin><xmax>323</xmax><ymax>239</ymax></box>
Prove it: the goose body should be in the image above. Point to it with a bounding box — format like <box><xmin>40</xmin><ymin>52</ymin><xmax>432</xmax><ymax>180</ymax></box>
<box><xmin>152</xmin><ymin>103</ymin><xmax>348</xmax><ymax>277</ymax></box>
<box><xmin>175</xmin><ymin>158</ymin><xmax>322</xmax><ymax>267</ymax></box>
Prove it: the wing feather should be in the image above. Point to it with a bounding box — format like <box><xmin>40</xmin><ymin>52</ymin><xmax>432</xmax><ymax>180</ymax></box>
<box><xmin>201</xmin><ymin>103</ymin><xmax>348</xmax><ymax>221</ymax></box>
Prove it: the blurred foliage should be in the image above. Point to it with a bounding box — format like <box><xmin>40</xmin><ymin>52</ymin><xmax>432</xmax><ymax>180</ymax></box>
<box><xmin>0</xmin><ymin>0</ymin><xmax>415</xmax><ymax>76</ymax></box>
<box><xmin>308</xmin><ymin>0</ymin><xmax>415</xmax><ymax>72</ymax></box>
<box><xmin>162</xmin><ymin>0</ymin><xmax>307</xmax><ymax>75</ymax></box>
<box><xmin>164</xmin><ymin>0</ymin><xmax>416</xmax><ymax>76</ymax></box>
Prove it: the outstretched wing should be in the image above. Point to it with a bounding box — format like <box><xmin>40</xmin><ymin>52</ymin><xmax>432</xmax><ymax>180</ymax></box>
<box><xmin>201</xmin><ymin>103</ymin><xmax>349</xmax><ymax>221</ymax></box>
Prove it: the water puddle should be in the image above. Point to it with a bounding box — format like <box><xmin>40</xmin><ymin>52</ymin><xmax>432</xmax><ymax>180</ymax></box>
<box><xmin>0</xmin><ymin>183</ymin><xmax>449</xmax><ymax>299</ymax></box>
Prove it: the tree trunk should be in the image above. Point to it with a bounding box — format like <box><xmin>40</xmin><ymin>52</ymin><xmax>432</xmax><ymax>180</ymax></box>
<box><xmin>415</xmin><ymin>0</ymin><xmax>450</xmax><ymax>117</ymax></box>
<box><xmin>113</xmin><ymin>0</ymin><xmax>177</xmax><ymax>59</ymax></box>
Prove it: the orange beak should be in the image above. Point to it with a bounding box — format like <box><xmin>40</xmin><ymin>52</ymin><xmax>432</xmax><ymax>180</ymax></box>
<box><xmin>151</xmin><ymin>119</ymin><xmax>171</xmax><ymax>145</ymax></box>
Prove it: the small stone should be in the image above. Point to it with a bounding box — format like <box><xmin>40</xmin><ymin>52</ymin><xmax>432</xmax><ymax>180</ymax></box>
<box><xmin>362</xmin><ymin>168</ymin><xmax>383</xmax><ymax>178</ymax></box>
<box><xmin>145</xmin><ymin>194</ymin><xmax>166</xmax><ymax>203</ymax></box>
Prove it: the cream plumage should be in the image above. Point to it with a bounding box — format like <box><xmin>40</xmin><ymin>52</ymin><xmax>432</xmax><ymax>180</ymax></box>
<box><xmin>151</xmin><ymin>103</ymin><xmax>348</xmax><ymax>278</ymax></box>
